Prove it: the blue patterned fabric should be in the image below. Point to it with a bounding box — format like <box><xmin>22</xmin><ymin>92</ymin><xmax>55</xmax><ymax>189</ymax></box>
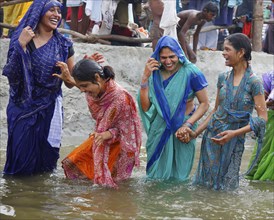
<box><xmin>193</xmin><ymin>67</ymin><xmax>266</xmax><ymax>190</ymax></box>
<box><xmin>2</xmin><ymin>0</ymin><xmax>73</xmax><ymax>175</ymax></box>
<box><xmin>138</xmin><ymin>36</ymin><xmax>208</xmax><ymax>180</ymax></box>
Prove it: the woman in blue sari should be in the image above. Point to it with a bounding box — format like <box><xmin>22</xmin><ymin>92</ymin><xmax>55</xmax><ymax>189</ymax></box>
<box><xmin>183</xmin><ymin>33</ymin><xmax>268</xmax><ymax>190</ymax></box>
<box><xmin>2</xmin><ymin>0</ymin><xmax>75</xmax><ymax>175</ymax></box>
<box><xmin>138</xmin><ymin>36</ymin><xmax>209</xmax><ymax>180</ymax></box>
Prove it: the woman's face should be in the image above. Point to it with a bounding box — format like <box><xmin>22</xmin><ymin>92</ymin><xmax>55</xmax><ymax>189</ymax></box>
<box><xmin>75</xmin><ymin>78</ymin><xmax>105</xmax><ymax>98</ymax></box>
<box><xmin>159</xmin><ymin>47</ymin><xmax>179</xmax><ymax>73</ymax></box>
<box><xmin>40</xmin><ymin>6</ymin><xmax>62</xmax><ymax>30</ymax></box>
<box><xmin>222</xmin><ymin>40</ymin><xmax>243</xmax><ymax>67</ymax></box>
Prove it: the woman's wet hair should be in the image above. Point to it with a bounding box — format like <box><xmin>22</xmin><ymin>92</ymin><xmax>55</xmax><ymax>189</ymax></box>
<box><xmin>225</xmin><ymin>33</ymin><xmax>252</xmax><ymax>61</ymax></box>
<box><xmin>72</xmin><ymin>59</ymin><xmax>115</xmax><ymax>84</ymax></box>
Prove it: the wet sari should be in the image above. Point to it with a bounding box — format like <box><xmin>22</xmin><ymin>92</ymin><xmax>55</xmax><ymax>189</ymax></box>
<box><xmin>2</xmin><ymin>0</ymin><xmax>73</xmax><ymax>175</ymax></box>
<box><xmin>62</xmin><ymin>80</ymin><xmax>142</xmax><ymax>188</ymax></box>
<box><xmin>246</xmin><ymin>71</ymin><xmax>274</xmax><ymax>181</ymax></box>
<box><xmin>194</xmin><ymin>67</ymin><xmax>266</xmax><ymax>190</ymax></box>
<box><xmin>137</xmin><ymin>36</ymin><xmax>208</xmax><ymax>180</ymax></box>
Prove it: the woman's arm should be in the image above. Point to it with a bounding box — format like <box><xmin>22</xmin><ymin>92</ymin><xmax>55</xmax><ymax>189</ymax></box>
<box><xmin>53</xmin><ymin>58</ymin><xmax>76</xmax><ymax>88</ymax></box>
<box><xmin>175</xmin><ymin>88</ymin><xmax>213</xmax><ymax>142</ymax></box>
<box><xmin>211</xmin><ymin>94</ymin><xmax>268</xmax><ymax>145</ymax></box>
<box><xmin>63</xmin><ymin>55</ymin><xmax>76</xmax><ymax>88</ymax></box>
<box><xmin>139</xmin><ymin>58</ymin><xmax>159</xmax><ymax>112</ymax></box>
<box><xmin>184</xmin><ymin>87</ymin><xmax>209</xmax><ymax>125</ymax></box>
<box><xmin>193</xmin><ymin>88</ymin><xmax>220</xmax><ymax>137</ymax></box>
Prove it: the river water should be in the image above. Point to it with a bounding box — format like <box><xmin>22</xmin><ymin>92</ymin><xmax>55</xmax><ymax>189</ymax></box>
<box><xmin>0</xmin><ymin>140</ymin><xmax>273</xmax><ymax>220</ymax></box>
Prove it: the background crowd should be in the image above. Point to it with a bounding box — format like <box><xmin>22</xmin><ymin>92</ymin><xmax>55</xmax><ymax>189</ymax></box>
<box><xmin>0</xmin><ymin>0</ymin><xmax>273</xmax><ymax>55</ymax></box>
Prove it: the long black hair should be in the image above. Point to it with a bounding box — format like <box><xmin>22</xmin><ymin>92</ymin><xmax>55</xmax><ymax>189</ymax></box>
<box><xmin>225</xmin><ymin>33</ymin><xmax>252</xmax><ymax>62</ymax></box>
<box><xmin>72</xmin><ymin>59</ymin><xmax>115</xmax><ymax>84</ymax></box>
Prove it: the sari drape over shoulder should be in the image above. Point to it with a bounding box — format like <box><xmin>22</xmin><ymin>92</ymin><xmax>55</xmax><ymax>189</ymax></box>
<box><xmin>3</xmin><ymin>0</ymin><xmax>73</xmax><ymax>175</ymax></box>
<box><xmin>137</xmin><ymin>36</ymin><xmax>208</xmax><ymax>180</ymax></box>
<box><xmin>62</xmin><ymin>80</ymin><xmax>142</xmax><ymax>188</ymax></box>
<box><xmin>194</xmin><ymin>67</ymin><xmax>266</xmax><ymax>190</ymax></box>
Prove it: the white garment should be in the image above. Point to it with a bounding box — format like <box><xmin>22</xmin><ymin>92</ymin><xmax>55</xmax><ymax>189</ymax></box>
<box><xmin>198</xmin><ymin>21</ymin><xmax>218</xmax><ymax>49</ymax></box>
<box><xmin>99</xmin><ymin>0</ymin><xmax>119</xmax><ymax>35</ymax></box>
<box><xmin>66</xmin><ymin>0</ymin><xmax>85</xmax><ymax>7</ymax></box>
<box><xmin>159</xmin><ymin>0</ymin><xmax>179</xmax><ymax>40</ymax></box>
<box><xmin>85</xmin><ymin>0</ymin><xmax>102</xmax><ymax>23</ymax></box>
<box><xmin>47</xmin><ymin>96</ymin><xmax>63</xmax><ymax>148</ymax></box>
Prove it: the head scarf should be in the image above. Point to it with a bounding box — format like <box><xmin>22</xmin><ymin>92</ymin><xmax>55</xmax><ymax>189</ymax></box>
<box><xmin>10</xmin><ymin>0</ymin><xmax>63</xmax><ymax>49</ymax></box>
<box><xmin>151</xmin><ymin>35</ymin><xmax>188</xmax><ymax>64</ymax></box>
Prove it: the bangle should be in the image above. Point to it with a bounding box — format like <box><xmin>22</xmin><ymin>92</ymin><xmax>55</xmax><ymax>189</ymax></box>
<box><xmin>183</xmin><ymin>121</ymin><xmax>193</xmax><ymax>130</ymax></box>
<box><xmin>140</xmin><ymin>81</ymin><xmax>149</xmax><ymax>89</ymax></box>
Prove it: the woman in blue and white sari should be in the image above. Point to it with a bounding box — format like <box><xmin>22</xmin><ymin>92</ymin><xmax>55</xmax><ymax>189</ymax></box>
<box><xmin>138</xmin><ymin>36</ymin><xmax>209</xmax><ymax>180</ymax></box>
<box><xmin>2</xmin><ymin>0</ymin><xmax>75</xmax><ymax>175</ymax></box>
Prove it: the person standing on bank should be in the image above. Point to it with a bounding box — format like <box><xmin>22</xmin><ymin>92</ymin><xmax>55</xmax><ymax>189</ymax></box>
<box><xmin>2</xmin><ymin>0</ymin><xmax>75</xmax><ymax>175</ymax></box>
<box><xmin>181</xmin><ymin>33</ymin><xmax>268</xmax><ymax>190</ymax></box>
<box><xmin>177</xmin><ymin>2</ymin><xmax>218</xmax><ymax>63</ymax></box>
<box><xmin>138</xmin><ymin>35</ymin><xmax>209</xmax><ymax>180</ymax></box>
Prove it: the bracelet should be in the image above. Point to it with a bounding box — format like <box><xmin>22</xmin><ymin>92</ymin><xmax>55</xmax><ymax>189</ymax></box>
<box><xmin>140</xmin><ymin>81</ymin><xmax>149</xmax><ymax>89</ymax></box>
<box><xmin>186</xmin><ymin>120</ymin><xmax>193</xmax><ymax>126</ymax></box>
<box><xmin>183</xmin><ymin>121</ymin><xmax>193</xmax><ymax>130</ymax></box>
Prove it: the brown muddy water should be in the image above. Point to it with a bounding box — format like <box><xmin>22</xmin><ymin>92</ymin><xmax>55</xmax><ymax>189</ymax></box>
<box><xmin>0</xmin><ymin>139</ymin><xmax>273</xmax><ymax>220</ymax></box>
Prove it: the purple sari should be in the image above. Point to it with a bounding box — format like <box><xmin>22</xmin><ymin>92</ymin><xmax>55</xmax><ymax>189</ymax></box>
<box><xmin>2</xmin><ymin>0</ymin><xmax>73</xmax><ymax>175</ymax></box>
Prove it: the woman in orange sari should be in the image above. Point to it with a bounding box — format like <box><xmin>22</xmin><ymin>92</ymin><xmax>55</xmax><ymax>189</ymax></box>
<box><xmin>61</xmin><ymin>59</ymin><xmax>142</xmax><ymax>188</ymax></box>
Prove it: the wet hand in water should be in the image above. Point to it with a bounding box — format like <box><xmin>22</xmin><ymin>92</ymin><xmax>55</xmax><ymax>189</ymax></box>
<box><xmin>53</xmin><ymin>61</ymin><xmax>75</xmax><ymax>85</ymax></box>
<box><xmin>211</xmin><ymin>130</ymin><xmax>235</xmax><ymax>145</ymax></box>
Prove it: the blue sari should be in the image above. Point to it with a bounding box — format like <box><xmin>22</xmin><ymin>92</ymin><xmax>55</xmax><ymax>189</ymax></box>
<box><xmin>194</xmin><ymin>67</ymin><xmax>266</xmax><ymax>190</ymax></box>
<box><xmin>2</xmin><ymin>0</ymin><xmax>73</xmax><ymax>175</ymax></box>
<box><xmin>138</xmin><ymin>36</ymin><xmax>208</xmax><ymax>180</ymax></box>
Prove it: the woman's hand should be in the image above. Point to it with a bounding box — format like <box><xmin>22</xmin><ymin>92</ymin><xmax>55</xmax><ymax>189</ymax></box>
<box><xmin>94</xmin><ymin>131</ymin><xmax>112</xmax><ymax>146</ymax></box>
<box><xmin>53</xmin><ymin>61</ymin><xmax>76</xmax><ymax>85</ymax></box>
<box><xmin>18</xmin><ymin>26</ymin><xmax>35</xmax><ymax>50</ymax></box>
<box><xmin>142</xmin><ymin>58</ymin><xmax>160</xmax><ymax>82</ymax></box>
<box><xmin>211</xmin><ymin>130</ymin><xmax>236</xmax><ymax>145</ymax></box>
<box><xmin>175</xmin><ymin>126</ymin><xmax>196</xmax><ymax>143</ymax></box>
<box><xmin>84</xmin><ymin>52</ymin><xmax>104</xmax><ymax>64</ymax></box>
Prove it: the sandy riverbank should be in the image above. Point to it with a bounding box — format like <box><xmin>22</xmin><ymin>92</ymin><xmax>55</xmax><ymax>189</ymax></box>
<box><xmin>0</xmin><ymin>38</ymin><xmax>273</xmax><ymax>148</ymax></box>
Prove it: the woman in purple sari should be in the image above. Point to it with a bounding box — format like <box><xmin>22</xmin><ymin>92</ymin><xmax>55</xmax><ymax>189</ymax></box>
<box><xmin>2</xmin><ymin>0</ymin><xmax>75</xmax><ymax>175</ymax></box>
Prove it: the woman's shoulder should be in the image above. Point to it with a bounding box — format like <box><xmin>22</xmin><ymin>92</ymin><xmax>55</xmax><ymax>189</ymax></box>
<box><xmin>248</xmin><ymin>72</ymin><xmax>263</xmax><ymax>88</ymax></box>
<box><xmin>182</xmin><ymin>62</ymin><xmax>204</xmax><ymax>77</ymax></box>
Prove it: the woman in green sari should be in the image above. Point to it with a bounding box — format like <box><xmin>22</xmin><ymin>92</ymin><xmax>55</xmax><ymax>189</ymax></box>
<box><xmin>246</xmin><ymin>70</ymin><xmax>274</xmax><ymax>181</ymax></box>
<box><xmin>138</xmin><ymin>36</ymin><xmax>209</xmax><ymax>180</ymax></box>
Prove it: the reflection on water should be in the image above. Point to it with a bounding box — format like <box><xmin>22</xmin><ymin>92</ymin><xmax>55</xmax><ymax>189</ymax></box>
<box><xmin>0</xmin><ymin>144</ymin><xmax>274</xmax><ymax>220</ymax></box>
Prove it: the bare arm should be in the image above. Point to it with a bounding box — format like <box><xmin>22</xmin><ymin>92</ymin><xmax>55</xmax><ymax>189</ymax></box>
<box><xmin>192</xmin><ymin>22</ymin><xmax>205</xmax><ymax>53</ymax></box>
<box><xmin>211</xmin><ymin>94</ymin><xmax>268</xmax><ymax>145</ymax></box>
<box><xmin>194</xmin><ymin>88</ymin><xmax>220</xmax><ymax>137</ymax></box>
<box><xmin>63</xmin><ymin>55</ymin><xmax>76</xmax><ymax>88</ymax></box>
<box><xmin>53</xmin><ymin>59</ymin><xmax>76</xmax><ymax>88</ymax></box>
<box><xmin>175</xmin><ymin>87</ymin><xmax>209</xmax><ymax>142</ymax></box>
<box><xmin>139</xmin><ymin>58</ymin><xmax>160</xmax><ymax>112</ymax></box>
<box><xmin>185</xmin><ymin>87</ymin><xmax>209</xmax><ymax>125</ymax></box>
<box><xmin>177</xmin><ymin>15</ymin><xmax>195</xmax><ymax>58</ymax></box>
